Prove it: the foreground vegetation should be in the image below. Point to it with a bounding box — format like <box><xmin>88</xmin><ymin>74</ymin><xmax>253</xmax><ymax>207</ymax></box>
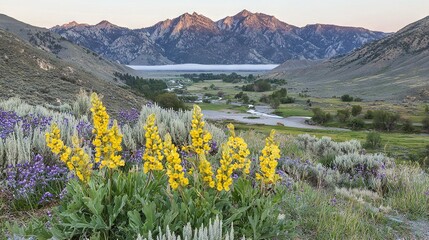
<box><xmin>1</xmin><ymin>92</ymin><xmax>429</xmax><ymax>239</ymax></box>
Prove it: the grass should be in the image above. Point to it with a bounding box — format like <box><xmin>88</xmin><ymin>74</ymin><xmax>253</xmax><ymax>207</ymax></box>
<box><xmin>187</xmin><ymin>102</ymin><xmax>248</xmax><ymax>113</ymax></box>
<box><xmin>273</xmin><ymin>104</ymin><xmax>313</xmax><ymax>117</ymax></box>
<box><xmin>282</xmin><ymin>182</ymin><xmax>400</xmax><ymax>239</ymax></box>
<box><xmin>232</xmin><ymin>122</ymin><xmax>429</xmax><ymax>158</ymax></box>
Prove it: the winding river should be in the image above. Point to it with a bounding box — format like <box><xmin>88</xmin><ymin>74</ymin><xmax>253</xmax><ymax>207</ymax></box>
<box><xmin>202</xmin><ymin>106</ymin><xmax>349</xmax><ymax>131</ymax></box>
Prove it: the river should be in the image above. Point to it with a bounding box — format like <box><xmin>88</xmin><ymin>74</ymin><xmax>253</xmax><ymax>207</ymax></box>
<box><xmin>202</xmin><ymin>109</ymin><xmax>349</xmax><ymax>131</ymax></box>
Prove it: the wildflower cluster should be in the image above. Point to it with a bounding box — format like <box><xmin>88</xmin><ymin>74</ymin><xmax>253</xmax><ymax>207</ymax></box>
<box><xmin>90</xmin><ymin>93</ymin><xmax>124</xmax><ymax>169</ymax></box>
<box><xmin>46</xmin><ymin>124</ymin><xmax>92</xmax><ymax>183</ymax></box>
<box><xmin>216</xmin><ymin>145</ymin><xmax>234</xmax><ymax>191</ymax></box>
<box><xmin>45</xmin><ymin>124</ymin><xmax>67</xmax><ymax>155</ymax></box>
<box><xmin>3</xmin><ymin>154</ymin><xmax>67</xmax><ymax>206</ymax></box>
<box><xmin>69</xmin><ymin>135</ymin><xmax>93</xmax><ymax>183</ymax></box>
<box><xmin>143</xmin><ymin>114</ymin><xmax>164</xmax><ymax>173</ymax></box>
<box><xmin>226</xmin><ymin>123</ymin><xmax>251</xmax><ymax>174</ymax></box>
<box><xmin>0</xmin><ymin>110</ymin><xmax>52</xmax><ymax>139</ymax></box>
<box><xmin>0</xmin><ymin>110</ymin><xmax>20</xmax><ymax>139</ymax></box>
<box><xmin>256</xmin><ymin>130</ymin><xmax>281</xmax><ymax>184</ymax></box>
<box><xmin>189</xmin><ymin>105</ymin><xmax>212</xmax><ymax>155</ymax></box>
<box><xmin>118</xmin><ymin>108</ymin><xmax>140</xmax><ymax>126</ymax></box>
<box><xmin>199</xmin><ymin>154</ymin><xmax>215</xmax><ymax>188</ymax></box>
<box><xmin>164</xmin><ymin>133</ymin><xmax>189</xmax><ymax>190</ymax></box>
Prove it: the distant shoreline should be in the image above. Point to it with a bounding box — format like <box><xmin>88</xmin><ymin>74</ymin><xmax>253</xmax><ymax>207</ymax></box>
<box><xmin>128</xmin><ymin>64</ymin><xmax>279</xmax><ymax>72</ymax></box>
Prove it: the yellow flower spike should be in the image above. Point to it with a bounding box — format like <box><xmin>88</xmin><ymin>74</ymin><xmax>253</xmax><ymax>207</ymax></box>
<box><xmin>256</xmin><ymin>130</ymin><xmax>281</xmax><ymax>184</ymax></box>
<box><xmin>90</xmin><ymin>93</ymin><xmax>124</xmax><ymax>169</ymax></box>
<box><xmin>226</xmin><ymin>123</ymin><xmax>251</xmax><ymax>175</ymax></box>
<box><xmin>198</xmin><ymin>153</ymin><xmax>215</xmax><ymax>188</ymax></box>
<box><xmin>189</xmin><ymin>105</ymin><xmax>212</xmax><ymax>155</ymax></box>
<box><xmin>164</xmin><ymin>133</ymin><xmax>189</xmax><ymax>190</ymax></box>
<box><xmin>216</xmin><ymin>144</ymin><xmax>235</xmax><ymax>192</ymax></box>
<box><xmin>46</xmin><ymin>125</ymin><xmax>92</xmax><ymax>183</ymax></box>
<box><xmin>142</xmin><ymin>114</ymin><xmax>164</xmax><ymax>174</ymax></box>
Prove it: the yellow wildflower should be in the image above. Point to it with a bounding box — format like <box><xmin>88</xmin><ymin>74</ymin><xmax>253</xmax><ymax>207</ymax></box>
<box><xmin>226</xmin><ymin>123</ymin><xmax>251</xmax><ymax>174</ymax></box>
<box><xmin>256</xmin><ymin>130</ymin><xmax>281</xmax><ymax>184</ymax></box>
<box><xmin>188</xmin><ymin>105</ymin><xmax>212</xmax><ymax>155</ymax></box>
<box><xmin>90</xmin><ymin>93</ymin><xmax>124</xmax><ymax>169</ymax></box>
<box><xmin>198</xmin><ymin>154</ymin><xmax>215</xmax><ymax>188</ymax></box>
<box><xmin>216</xmin><ymin>145</ymin><xmax>234</xmax><ymax>191</ymax></box>
<box><xmin>142</xmin><ymin>114</ymin><xmax>164</xmax><ymax>173</ymax></box>
<box><xmin>164</xmin><ymin>133</ymin><xmax>189</xmax><ymax>190</ymax></box>
<box><xmin>46</xmin><ymin>125</ymin><xmax>92</xmax><ymax>183</ymax></box>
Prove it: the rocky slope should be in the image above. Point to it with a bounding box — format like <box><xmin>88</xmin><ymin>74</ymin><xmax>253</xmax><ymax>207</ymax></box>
<box><xmin>0</xmin><ymin>14</ymin><xmax>146</xmax><ymax>112</ymax></box>
<box><xmin>51</xmin><ymin>10</ymin><xmax>387</xmax><ymax>64</ymax></box>
<box><xmin>268</xmin><ymin>16</ymin><xmax>429</xmax><ymax>101</ymax></box>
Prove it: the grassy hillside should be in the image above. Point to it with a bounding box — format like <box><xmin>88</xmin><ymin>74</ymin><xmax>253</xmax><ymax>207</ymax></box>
<box><xmin>0</xmin><ymin>14</ymin><xmax>147</xmax><ymax>113</ymax></box>
<box><xmin>0</xmin><ymin>29</ymin><xmax>146</xmax><ymax>113</ymax></box>
<box><xmin>267</xmin><ymin>16</ymin><xmax>429</xmax><ymax>101</ymax></box>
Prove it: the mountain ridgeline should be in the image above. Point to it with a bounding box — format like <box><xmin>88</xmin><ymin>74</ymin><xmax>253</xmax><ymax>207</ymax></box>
<box><xmin>51</xmin><ymin>10</ymin><xmax>387</xmax><ymax>65</ymax></box>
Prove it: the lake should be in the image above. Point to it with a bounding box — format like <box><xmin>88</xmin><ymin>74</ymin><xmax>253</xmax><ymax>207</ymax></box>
<box><xmin>128</xmin><ymin>64</ymin><xmax>279</xmax><ymax>72</ymax></box>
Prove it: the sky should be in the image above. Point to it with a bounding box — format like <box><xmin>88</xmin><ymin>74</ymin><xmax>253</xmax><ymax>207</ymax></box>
<box><xmin>1</xmin><ymin>0</ymin><xmax>428</xmax><ymax>32</ymax></box>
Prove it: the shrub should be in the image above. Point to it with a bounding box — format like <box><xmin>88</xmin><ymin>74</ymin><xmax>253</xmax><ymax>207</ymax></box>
<box><xmin>422</xmin><ymin>116</ymin><xmax>429</xmax><ymax>132</ymax></box>
<box><xmin>364</xmin><ymin>132</ymin><xmax>382</xmax><ymax>149</ymax></box>
<box><xmin>311</xmin><ymin>108</ymin><xmax>331</xmax><ymax>124</ymax></box>
<box><xmin>280</xmin><ymin>96</ymin><xmax>295</xmax><ymax>104</ymax></box>
<box><xmin>294</xmin><ymin>134</ymin><xmax>362</xmax><ymax>159</ymax></box>
<box><xmin>340</xmin><ymin>94</ymin><xmax>354</xmax><ymax>102</ymax></box>
<box><xmin>348</xmin><ymin>118</ymin><xmax>365</xmax><ymax>130</ymax></box>
<box><xmin>372</xmin><ymin>110</ymin><xmax>400</xmax><ymax>131</ymax></box>
<box><xmin>269</xmin><ymin>98</ymin><xmax>280</xmax><ymax>109</ymax></box>
<box><xmin>351</xmin><ymin>105</ymin><xmax>362</xmax><ymax>117</ymax></box>
<box><xmin>336</xmin><ymin>109</ymin><xmax>351</xmax><ymax>123</ymax></box>
<box><xmin>333</xmin><ymin>153</ymin><xmax>392</xmax><ymax>192</ymax></box>
<box><xmin>401</xmin><ymin>119</ymin><xmax>415</xmax><ymax>133</ymax></box>
<box><xmin>364</xmin><ymin>110</ymin><xmax>374</xmax><ymax>119</ymax></box>
<box><xmin>155</xmin><ymin>93</ymin><xmax>187</xmax><ymax>111</ymax></box>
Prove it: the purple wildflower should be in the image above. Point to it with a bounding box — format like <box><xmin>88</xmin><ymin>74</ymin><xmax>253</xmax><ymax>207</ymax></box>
<box><xmin>118</xmin><ymin>108</ymin><xmax>140</xmax><ymax>126</ymax></box>
<box><xmin>3</xmin><ymin>154</ymin><xmax>68</xmax><ymax>207</ymax></box>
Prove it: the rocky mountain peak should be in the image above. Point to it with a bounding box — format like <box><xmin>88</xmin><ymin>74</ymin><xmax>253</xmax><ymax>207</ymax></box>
<box><xmin>95</xmin><ymin>20</ymin><xmax>118</xmax><ymax>29</ymax></box>
<box><xmin>235</xmin><ymin>9</ymin><xmax>252</xmax><ymax>18</ymax></box>
<box><xmin>218</xmin><ymin>10</ymin><xmax>296</xmax><ymax>32</ymax></box>
<box><xmin>169</xmin><ymin>12</ymin><xmax>217</xmax><ymax>34</ymax></box>
<box><xmin>60</xmin><ymin>21</ymin><xmax>88</xmax><ymax>28</ymax></box>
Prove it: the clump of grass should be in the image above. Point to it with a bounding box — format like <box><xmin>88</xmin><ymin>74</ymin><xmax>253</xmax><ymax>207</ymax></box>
<box><xmin>282</xmin><ymin>182</ymin><xmax>393</xmax><ymax>239</ymax></box>
<box><xmin>385</xmin><ymin>164</ymin><xmax>429</xmax><ymax>219</ymax></box>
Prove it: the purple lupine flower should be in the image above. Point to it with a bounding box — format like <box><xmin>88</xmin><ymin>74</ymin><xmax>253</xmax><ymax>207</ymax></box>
<box><xmin>209</xmin><ymin>141</ymin><xmax>218</xmax><ymax>155</ymax></box>
<box><xmin>118</xmin><ymin>108</ymin><xmax>140</xmax><ymax>126</ymax></box>
<box><xmin>39</xmin><ymin>192</ymin><xmax>54</xmax><ymax>204</ymax></box>
<box><xmin>3</xmin><ymin>154</ymin><xmax>68</xmax><ymax>206</ymax></box>
<box><xmin>0</xmin><ymin>110</ymin><xmax>21</xmax><ymax>139</ymax></box>
<box><xmin>76</xmin><ymin>120</ymin><xmax>93</xmax><ymax>140</ymax></box>
<box><xmin>59</xmin><ymin>187</ymin><xmax>68</xmax><ymax>200</ymax></box>
<box><xmin>47</xmin><ymin>210</ymin><xmax>52</xmax><ymax>218</ymax></box>
<box><xmin>330</xmin><ymin>196</ymin><xmax>337</xmax><ymax>206</ymax></box>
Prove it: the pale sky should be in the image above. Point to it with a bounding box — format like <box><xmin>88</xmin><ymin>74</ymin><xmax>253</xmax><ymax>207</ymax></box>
<box><xmin>1</xmin><ymin>0</ymin><xmax>428</xmax><ymax>32</ymax></box>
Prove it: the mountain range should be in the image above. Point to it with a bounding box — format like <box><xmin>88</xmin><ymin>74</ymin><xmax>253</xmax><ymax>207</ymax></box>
<box><xmin>0</xmin><ymin>14</ymin><xmax>145</xmax><ymax>112</ymax></box>
<box><xmin>267</xmin><ymin>16</ymin><xmax>429</xmax><ymax>101</ymax></box>
<box><xmin>51</xmin><ymin>10</ymin><xmax>388</xmax><ymax>65</ymax></box>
